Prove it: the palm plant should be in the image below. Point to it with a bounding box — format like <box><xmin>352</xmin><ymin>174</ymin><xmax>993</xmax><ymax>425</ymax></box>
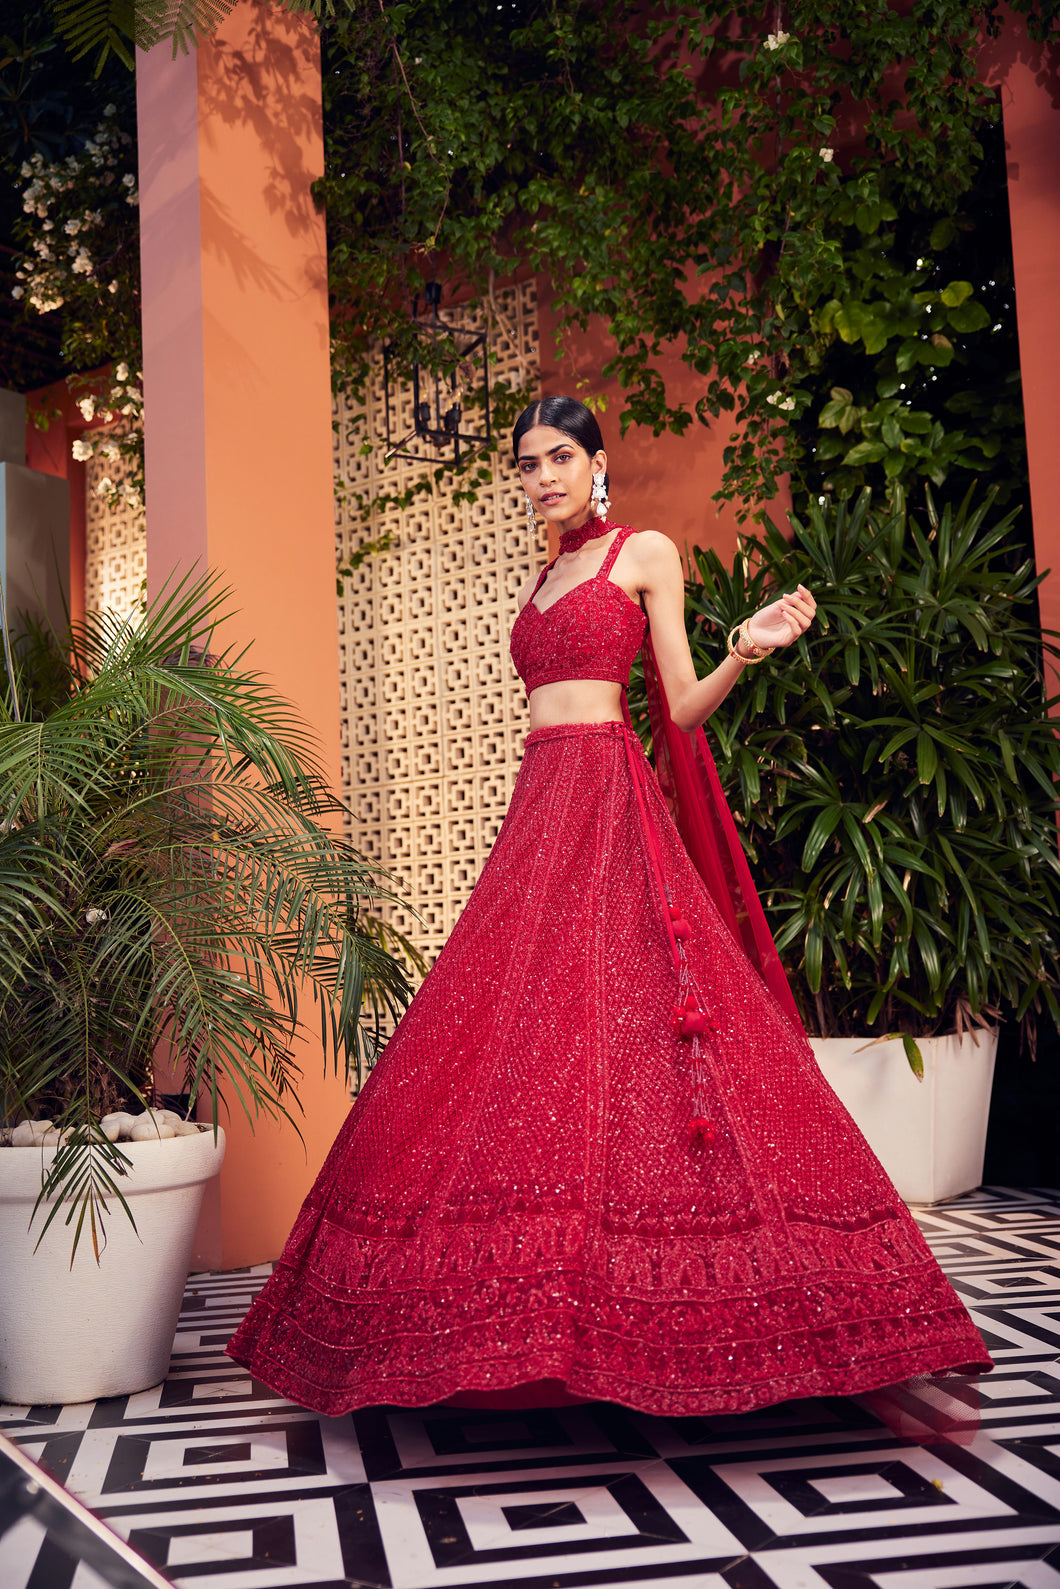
<box><xmin>631</xmin><ymin>487</ymin><xmax>1060</xmax><ymax>1042</ymax></box>
<box><xmin>0</xmin><ymin>573</ymin><xmax>419</xmax><ymax>1251</ymax></box>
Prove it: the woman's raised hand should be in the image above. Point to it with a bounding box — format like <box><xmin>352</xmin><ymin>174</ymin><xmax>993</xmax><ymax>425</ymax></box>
<box><xmin>745</xmin><ymin>584</ymin><xmax>817</xmax><ymax>651</ymax></box>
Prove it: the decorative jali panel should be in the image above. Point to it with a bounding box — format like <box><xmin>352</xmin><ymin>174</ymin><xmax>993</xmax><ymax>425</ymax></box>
<box><xmin>335</xmin><ymin>282</ymin><xmax>542</xmax><ymax>964</ymax></box>
<box><xmin>83</xmin><ymin>443</ymin><xmax>146</xmax><ymax>621</ymax></box>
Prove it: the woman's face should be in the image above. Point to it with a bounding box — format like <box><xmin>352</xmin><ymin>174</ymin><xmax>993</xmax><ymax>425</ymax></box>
<box><xmin>516</xmin><ymin>424</ymin><xmax>607</xmax><ymax>531</ymax></box>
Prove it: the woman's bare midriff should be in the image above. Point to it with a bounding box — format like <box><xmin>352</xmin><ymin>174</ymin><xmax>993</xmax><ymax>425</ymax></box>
<box><xmin>527</xmin><ymin>679</ymin><xmax>626</xmax><ymax>731</ymax></box>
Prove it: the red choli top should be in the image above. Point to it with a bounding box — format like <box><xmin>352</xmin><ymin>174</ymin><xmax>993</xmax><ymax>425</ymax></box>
<box><xmin>510</xmin><ymin>524</ymin><xmax>647</xmax><ymax>695</ymax></box>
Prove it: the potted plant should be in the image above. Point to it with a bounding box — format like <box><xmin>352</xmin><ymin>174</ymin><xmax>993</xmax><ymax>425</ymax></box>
<box><xmin>631</xmin><ymin>485</ymin><xmax>1060</xmax><ymax>1202</ymax></box>
<box><xmin>0</xmin><ymin>574</ymin><xmax>418</xmax><ymax>1404</ymax></box>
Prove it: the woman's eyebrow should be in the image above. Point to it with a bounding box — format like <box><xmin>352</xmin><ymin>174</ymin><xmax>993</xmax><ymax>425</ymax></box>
<box><xmin>517</xmin><ymin>444</ymin><xmax>572</xmax><ymax>462</ymax></box>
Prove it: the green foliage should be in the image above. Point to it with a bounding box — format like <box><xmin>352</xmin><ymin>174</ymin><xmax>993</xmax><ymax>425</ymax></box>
<box><xmin>637</xmin><ymin>488</ymin><xmax>1060</xmax><ymax>1037</ymax></box>
<box><xmin>50</xmin><ymin>0</ymin><xmax>240</xmax><ymax>75</ymax></box>
<box><xmin>0</xmin><ymin>607</ymin><xmax>75</xmax><ymax>721</ymax></box>
<box><xmin>0</xmin><ymin>573</ymin><xmax>419</xmax><ymax>1253</ymax></box>
<box><xmin>9</xmin><ymin>104</ymin><xmax>143</xmax><ymax>500</ymax></box>
<box><xmin>314</xmin><ymin>0</ymin><xmax>1055</xmax><ymax>511</ymax></box>
<box><xmin>29</xmin><ymin>1</ymin><xmax>1056</xmax><ymax>518</ymax></box>
<box><xmin>790</xmin><ymin>123</ymin><xmax>1027</xmax><ymax>506</ymax></box>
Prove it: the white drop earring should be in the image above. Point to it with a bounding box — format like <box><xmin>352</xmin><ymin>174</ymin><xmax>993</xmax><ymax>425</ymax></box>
<box><xmin>525</xmin><ymin>493</ymin><xmax>537</xmax><ymax>535</ymax></box>
<box><xmin>591</xmin><ymin>471</ymin><xmax>610</xmax><ymax>518</ymax></box>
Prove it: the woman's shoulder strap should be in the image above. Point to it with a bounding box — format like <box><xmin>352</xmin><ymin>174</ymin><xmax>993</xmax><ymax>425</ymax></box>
<box><xmin>598</xmin><ymin>523</ymin><xmax>637</xmax><ymax>579</ymax></box>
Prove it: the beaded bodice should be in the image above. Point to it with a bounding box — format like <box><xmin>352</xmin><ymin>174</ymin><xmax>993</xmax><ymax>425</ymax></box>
<box><xmin>509</xmin><ymin>523</ymin><xmax>647</xmax><ymax>695</ymax></box>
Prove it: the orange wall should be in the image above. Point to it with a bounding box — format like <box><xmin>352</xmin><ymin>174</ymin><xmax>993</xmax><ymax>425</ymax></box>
<box><xmin>536</xmin><ymin>287</ymin><xmax>791</xmax><ymax>567</ymax></box>
<box><xmin>982</xmin><ymin>15</ymin><xmax>1060</xmax><ymax>692</ymax></box>
<box><xmin>137</xmin><ymin>0</ymin><xmax>350</xmax><ymax>1268</ymax></box>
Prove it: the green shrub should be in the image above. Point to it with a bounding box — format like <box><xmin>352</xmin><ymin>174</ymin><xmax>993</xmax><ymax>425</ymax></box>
<box><xmin>632</xmin><ymin>488</ymin><xmax>1060</xmax><ymax>1038</ymax></box>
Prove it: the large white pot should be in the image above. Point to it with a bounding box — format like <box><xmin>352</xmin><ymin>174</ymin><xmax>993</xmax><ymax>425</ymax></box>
<box><xmin>810</xmin><ymin>1030</ymin><xmax>998</xmax><ymax>1206</ymax></box>
<box><xmin>0</xmin><ymin>1126</ymin><xmax>225</xmax><ymax>1405</ymax></box>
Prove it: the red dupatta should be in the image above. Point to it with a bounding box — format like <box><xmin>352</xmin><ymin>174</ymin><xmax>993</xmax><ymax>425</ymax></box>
<box><xmin>635</xmin><ymin>634</ymin><xmax>804</xmax><ymax>1034</ymax></box>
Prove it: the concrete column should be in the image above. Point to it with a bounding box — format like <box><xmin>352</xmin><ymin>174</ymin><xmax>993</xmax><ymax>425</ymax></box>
<box><xmin>137</xmin><ymin>0</ymin><xmax>349</xmax><ymax>1267</ymax></box>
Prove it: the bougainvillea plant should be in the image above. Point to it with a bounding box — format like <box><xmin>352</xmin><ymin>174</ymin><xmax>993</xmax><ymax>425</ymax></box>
<box><xmin>11</xmin><ymin>102</ymin><xmax>142</xmax><ymax>509</ymax></box>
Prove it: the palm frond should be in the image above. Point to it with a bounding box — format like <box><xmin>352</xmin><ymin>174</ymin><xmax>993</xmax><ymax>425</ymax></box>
<box><xmin>0</xmin><ymin>569</ymin><xmax>419</xmax><ymax>1255</ymax></box>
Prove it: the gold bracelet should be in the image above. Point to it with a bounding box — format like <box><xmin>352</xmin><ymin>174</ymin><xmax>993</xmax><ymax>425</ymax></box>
<box><xmin>727</xmin><ymin>622</ymin><xmax>774</xmax><ymax>664</ymax></box>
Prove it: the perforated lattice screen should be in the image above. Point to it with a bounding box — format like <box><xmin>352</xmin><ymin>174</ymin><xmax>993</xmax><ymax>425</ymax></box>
<box><xmin>84</xmin><ymin>443</ymin><xmax>146</xmax><ymax>621</ymax></box>
<box><xmin>335</xmin><ymin>282</ymin><xmax>542</xmax><ymax>962</ymax></box>
<box><xmin>82</xmin><ymin>282</ymin><xmax>541</xmax><ymax>967</ymax></box>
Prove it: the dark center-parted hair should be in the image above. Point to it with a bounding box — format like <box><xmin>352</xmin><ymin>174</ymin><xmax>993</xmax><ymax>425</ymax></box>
<box><xmin>512</xmin><ymin>396</ymin><xmax>608</xmax><ymax>492</ymax></box>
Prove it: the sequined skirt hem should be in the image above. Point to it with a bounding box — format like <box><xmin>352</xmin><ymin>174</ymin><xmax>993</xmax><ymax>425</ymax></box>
<box><xmin>227</xmin><ymin>719</ymin><xmax>990</xmax><ymax>1413</ymax></box>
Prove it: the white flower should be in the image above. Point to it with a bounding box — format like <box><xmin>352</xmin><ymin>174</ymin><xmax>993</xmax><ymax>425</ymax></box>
<box><xmin>64</xmin><ymin>219</ymin><xmax>80</xmax><ymax>235</ymax></box>
<box><xmin>819</xmin><ymin>146</ymin><xmax>835</xmax><ymax>162</ymax></box>
<box><xmin>42</xmin><ymin>219</ymin><xmax>53</xmax><ymax>231</ymax></box>
<box><xmin>85</xmin><ymin>907</ymin><xmax>108</xmax><ymax>925</ymax></box>
<box><xmin>101</xmin><ymin>442</ymin><xmax>120</xmax><ymax>461</ymax></box>
<box><xmin>125</xmin><ymin>191</ymin><xmax>139</xmax><ymax>207</ymax></box>
<box><xmin>72</xmin><ymin>251</ymin><xmax>94</xmax><ymax>275</ymax></box>
<box><xmin>103</xmin><ymin>103</ymin><xmax>116</xmax><ymax>117</ymax></box>
<box><xmin>72</xmin><ymin>438</ymin><xmax>94</xmax><ymax>462</ymax></box>
<box><xmin>122</xmin><ymin>172</ymin><xmax>135</xmax><ymax>188</ymax></box>
<box><xmin>115</xmin><ymin>361</ymin><xmax>129</xmax><ymax>382</ymax></box>
<box><xmin>122</xmin><ymin>485</ymin><xmax>142</xmax><ymax>511</ymax></box>
<box><xmin>780</xmin><ymin>396</ymin><xmax>795</xmax><ymax>411</ymax></box>
<box><xmin>20</xmin><ymin>161</ymin><xmax>31</xmax><ymax>178</ymax></box>
<box><xmin>765</xmin><ymin>30</ymin><xmax>792</xmax><ymax>49</ymax></box>
<box><xmin>765</xmin><ymin>392</ymin><xmax>796</xmax><ymax>411</ymax></box>
<box><xmin>78</xmin><ymin>396</ymin><xmax>96</xmax><ymax>421</ymax></box>
<box><xmin>108</xmin><ymin>280</ymin><xmax>118</xmax><ymax>294</ymax></box>
<box><xmin>10</xmin><ymin>285</ymin><xmax>23</xmax><ymax>299</ymax></box>
<box><xmin>95</xmin><ymin>476</ymin><xmax>114</xmax><ymax>496</ymax></box>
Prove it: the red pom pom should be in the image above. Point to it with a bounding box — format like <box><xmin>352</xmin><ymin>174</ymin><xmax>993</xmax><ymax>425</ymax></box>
<box><xmin>667</xmin><ymin>902</ymin><xmax>683</xmax><ymax>920</ymax></box>
<box><xmin>681</xmin><ymin>1011</ymin><xmax>708</xmax><ymax>1035</ymax></box>
<box><xmin>689</xmin><ymin>1117</ymin><xmax>717</xmax><ymax>1145</ymax></box>
<box><xmin>671</xmin><ymin>917</ymin><xmax>691</xmax><ymax>940</ymax></box>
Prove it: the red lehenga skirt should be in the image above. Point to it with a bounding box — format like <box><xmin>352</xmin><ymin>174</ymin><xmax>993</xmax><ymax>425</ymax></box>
<box><xmin>227</xmin><ymin>720</ymin><xmax>990</xmax><ymax>1416</ymax></box>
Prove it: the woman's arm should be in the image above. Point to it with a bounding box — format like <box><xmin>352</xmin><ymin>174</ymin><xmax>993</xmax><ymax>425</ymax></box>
<box><xmin>630</xmin><ymin>532</ymin><xmax>816</xmax><ymax>733</ymax></box>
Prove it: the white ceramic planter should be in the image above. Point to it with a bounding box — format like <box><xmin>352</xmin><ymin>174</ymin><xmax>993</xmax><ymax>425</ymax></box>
<box><xmin>810</xmin><ymin>1031</ymin><xmax>998</xmax><ymax>1205</ymax></box>
<box><xmin>0</xmin><ymin>1126</ymin><xmax>225</xmax><ymax>1405</ymax></box>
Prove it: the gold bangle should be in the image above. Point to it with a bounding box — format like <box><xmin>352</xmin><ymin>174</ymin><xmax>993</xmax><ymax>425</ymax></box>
<box><xmin>727</xmin><ymin>622</ymin><xmax>773</xmax><ymax>664</ymax></box>
<box><xmin>741</xmin><ymin>620</ymin><xmax>774</xmax><ymax>658</ymax></box>
<box><xmin>727</xmin><ymin>626</ymin><xmax>751</xmax><ymax>663</ymax></box>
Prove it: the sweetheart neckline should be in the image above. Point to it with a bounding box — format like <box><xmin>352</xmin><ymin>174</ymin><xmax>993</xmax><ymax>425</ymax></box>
<box><xmin>524</xmin><ymin>576</ymin><xmax>645</xmax><ymax>623</ymax></box>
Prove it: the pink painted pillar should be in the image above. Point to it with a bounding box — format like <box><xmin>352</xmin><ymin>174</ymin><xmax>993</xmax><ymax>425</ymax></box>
<box><xmin>137</xmin><ymin>0</ymin><xmax>350</xmax><ymax>1268</ymax></box>
<box><xmin>986</xmin><ymin>19</ymin><xmax>1060</xmax><ymax>689</ymax></box>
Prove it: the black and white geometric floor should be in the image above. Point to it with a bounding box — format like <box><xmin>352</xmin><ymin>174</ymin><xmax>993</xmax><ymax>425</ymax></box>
<box><xmin>4</xmin><ymin>1184</ymin><xmax>1060</xmax><ymax>1589</ymax></box>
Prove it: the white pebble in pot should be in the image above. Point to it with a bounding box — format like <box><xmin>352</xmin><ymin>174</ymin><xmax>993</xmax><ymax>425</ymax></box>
<box><xmin>129</xmin><ymin>1116</ymin><xmax>176</xmax><ymax>1141</ymax></box>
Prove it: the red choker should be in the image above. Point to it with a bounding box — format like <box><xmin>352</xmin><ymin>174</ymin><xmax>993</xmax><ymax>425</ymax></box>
<box><xmin>558</xmin><ymin>517</ymin><xmax>613</xmax><ymax>556</ymax></box>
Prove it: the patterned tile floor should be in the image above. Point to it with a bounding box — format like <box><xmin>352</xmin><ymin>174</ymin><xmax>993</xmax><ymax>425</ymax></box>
<box><xmin>3</xmin><ymin>1185</ymin><xmax>1060</xmax><ymax>1589</ymax></box>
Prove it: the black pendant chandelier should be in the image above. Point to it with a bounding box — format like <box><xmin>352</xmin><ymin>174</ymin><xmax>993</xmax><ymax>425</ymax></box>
<box><xmin>383</xmin><ymin>281</ymin><xmax>491</xmax><ymax>467</ymax></box>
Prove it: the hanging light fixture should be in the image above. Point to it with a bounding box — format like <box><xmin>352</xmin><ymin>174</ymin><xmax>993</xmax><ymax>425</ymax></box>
<box><xmin>383</xmin><ymin>281</ymin><xmax>491</xmax><ymax>467</ymax></box>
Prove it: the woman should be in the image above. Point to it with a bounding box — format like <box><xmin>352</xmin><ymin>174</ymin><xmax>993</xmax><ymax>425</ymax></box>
<box><xmin>228</xmin><ymin>395</ymin><xmax>990</xmax><ymax>1416</ymax></box>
